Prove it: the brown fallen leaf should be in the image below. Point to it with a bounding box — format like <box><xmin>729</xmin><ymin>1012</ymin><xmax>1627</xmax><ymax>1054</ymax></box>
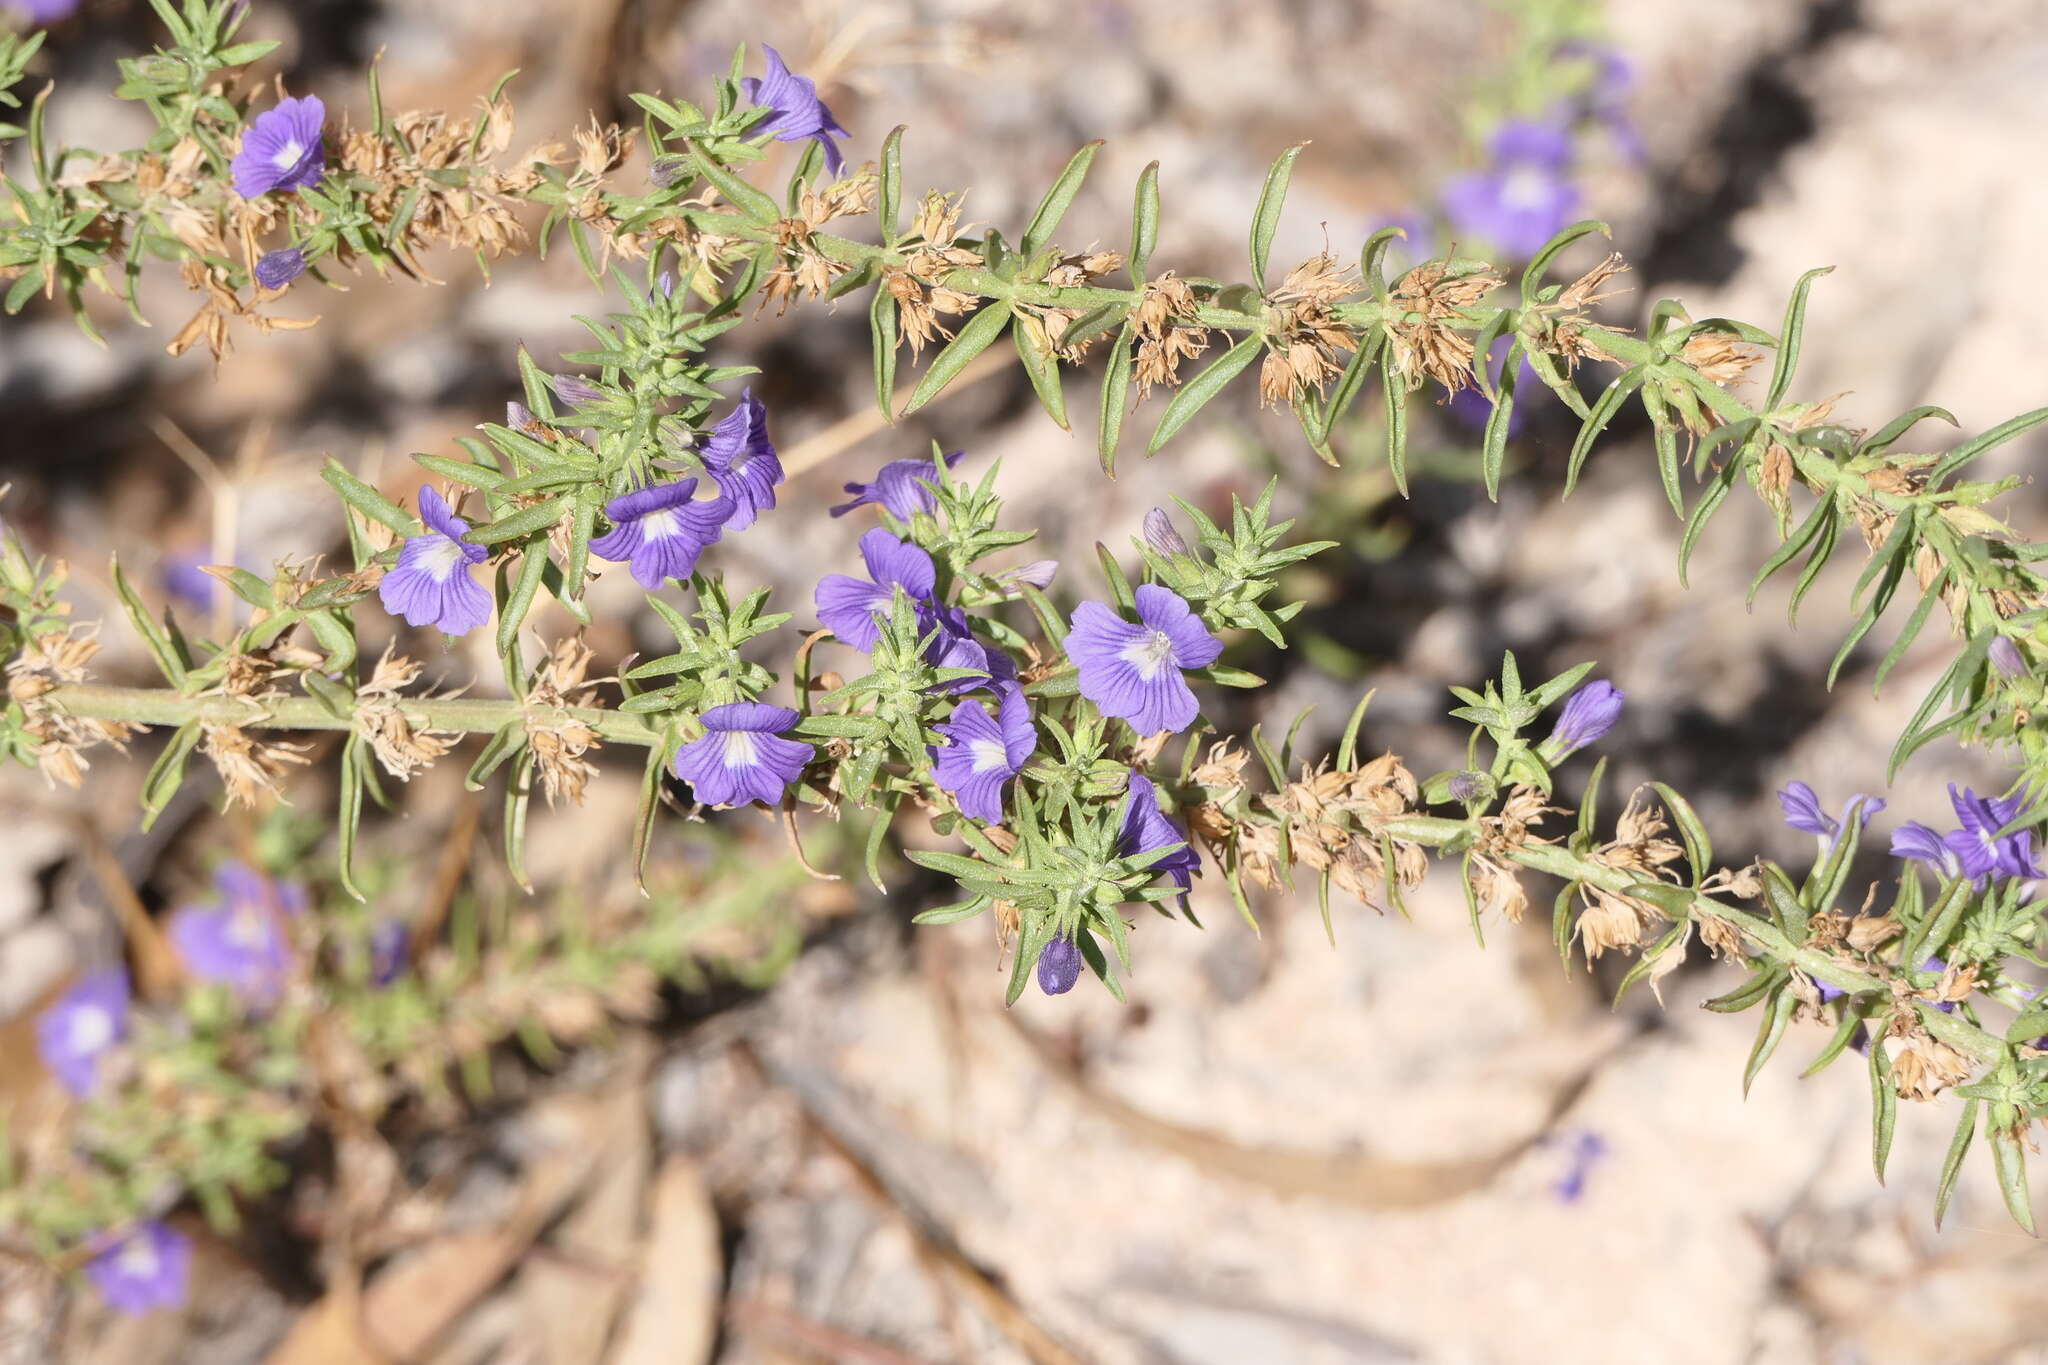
<box><xmin>606</xmin><ymin>1156</ymin><xmax>720</xmax><ymax>1365</ymax></box>
<box><xmin>262</xmin><ymin>1274</ymin><xmax>389</xmax><ymax>1365</ymax></box>
<box><xmin>276</xmin><ymin>1091</ymin><xmax>610</xmax><ymax>1365</ymax></box>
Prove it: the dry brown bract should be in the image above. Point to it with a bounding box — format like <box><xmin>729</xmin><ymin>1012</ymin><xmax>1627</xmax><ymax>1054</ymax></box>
<box><xmin>524</xmin><ymin>637</ymin><xmax>603</xmax><ymax>807</ymax></box>
<box><xmin>4</xmin><ymin>629</ymin><xmax>141</xmax><ymax>787</ymax></box>
<box><xmin>354</xmin><ymin>648</ymin><xmax>460</xmax><ymax>782</ymax></box>
<box><xmin>1572</xmin><ymin>790</ymin><xmax>1686</xmax><ymax>962</ymax></box>
<box><xmin>1680</xmin><ymin>328</ymin><xmax>1763</xmax><ymax>388</ymax></box>
<box><xmin>202</xmin><ymin>722</ymin><xmax>311</xmax><ymax>807</ymax></box>
<box><xmin>1239</xmin><ymin>752</ymin><xmax>1428</xmax><ymax>909</ymax></box>
<box><xmin>1132</xmin><ymin>273</ymin><xmax>1212</xmax><ymax>397</ymax></box>
<box><xmin>1386</xmin><ymin>260</ymin><xmax>1502</xmax><ymax>394</ymax></box>
<box><xmin>1537</xmin><ymin>253</ymin><xmax>1632</xmax><ymax>369</ymax></box>
<box><xmin>1258</xmin><ymin>253</ymin><xmax>1360</xmax><ymax>407</ymax></box>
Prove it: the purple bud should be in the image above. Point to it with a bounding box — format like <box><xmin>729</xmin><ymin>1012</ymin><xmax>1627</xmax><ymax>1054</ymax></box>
<box><xmin>1991</xmin><ymin>636</ymin><xmax>2028</xmax><ymax>679</ymax></box>
<box><xmin>1143</xmin><ymin>507</ymin><xmax>1191</xmax><ymax>557</ymax></box>
<box><xmin>1447</xmin><ymin>771</ymin><xmax>1486</xmax><ymax>802</ymax></box>
<box><xmin>1036</xmin><ymin>937</ymin><xmax>1083</xmax><ymax>995</ymax></box>
<box><xmin>657</xmin><ymin>270</ymin><xmax>676</xmax><ymax>298</ymax></box>
<box><xmin>552</xmin><ymin>374</ymin><xmax>603</xmax><ymax>406</ymax></box>
<box><xmin>1549</xmin><ymin>681</ymin><xmax>1624</xmax><ymax>755</ymax></box>
<box><xmin>506</xmin><ymin>401</ymin><xmax>535</xmax><ymax>428</ymax></box>
<box><xmin>1003</xmin><ymin>559</ymin><xmax>1060</xmax><ymax>590</ymax></box>
<box><xmin>254</xmin><ymin>246</ymin><xmax>306</xmax><ymax>290</ymax></box>
<box><xmin>651</xmin><ymin>154</ymin><xmax>690</xmax><ymax>188</ymax></box>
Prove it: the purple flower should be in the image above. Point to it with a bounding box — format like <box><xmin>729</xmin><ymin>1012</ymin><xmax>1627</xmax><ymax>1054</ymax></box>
<box><xmin>161</xmin><ymin>547</ymin><xmax>220</xmax><ymax>612</ymax></box>
<box><xmin>1891</xmin><ymin>821</ymin><xmax>1962</xmax><ymax>879</ymax></box>
<box><xmin>590</xmin><ymin>479</ymin><xmax>733</xmax><ymax>589</ymax></box>
<box><xmin>1066</xmin><ymin>585</ymin><xmax>1223</xmax><ymax>736</ymax></box>
<box><xmin>378</xmin><ymin>485</ymin><xmax>492</xmax><ymax>635</ymax></box>
<box><xmin>815</xmin><ymin>529</ymin><xmax>935</xmax><ymax>652</ymax></box>
<box><xmin>231</xmin><ymin>94</ymin><xmax>327</xmax><ymax>198</ymax></box>
<box><xmin>670</xmin><ymin>701</ymin><xmax>812</xmax><ymax>807</ymax></box>
<box><xmin>1777</xmin><ymin>781</ymin><xmax>1885</xmax><ymax>846</ymax></box>
<box><xmin>700</xmin><ymin>391</ymin><xmax>781</xmax><ymax>531</ymax></box>
<box><xmin>1036</xmin><ymin>937</ymin><xmax>1083</xmax><ymax>996</ymax></box>
<box><xmin>369</xmin><ymin>920</ymin><xmax>409</xmax><ymax>987</ymax></box>
<box><xmin>35</xmin><ymin>967</ymin><xmax>128</xmax><ymax>1097</ymax></box>
<box><xmin>166</xmin><ymin>862</ymin><xmax>304</xmax><ymax>1006</ymax></box>
<box><xmin>1142</xmin><ymin>507</ymin><xmax>1191</xmax><ymax>557</ymax></box>
<box><xmin>1549</xmin><ymin>1128</ymin><xmax>1608</xmax><ymax>1204</ymax></box>
<box><xmin>831</xmin><ymin>451</ymin><xmax>968</xmax><ymax>521</ymax></box>
<box><xmin>254</xmin><ymin>246</ymin><xmax>306</xmax><ymax>290</ymax></box>
<box><xmin>1945</xmin><ymin>784</ymin><xmax>2041</xmax><ymax>884</ymax></box>
<box><xmin>1547</xmin><ymin>680</ymin><xmax>1624</xmax><ymax>756</ymax></box>
<box><xmin>1991</xmin><ymin>636</ymin><xmax>2028</xmax><ymax>679</ymax></box>
<box><xmin>553</xmin><ymin>374</ymin><xmax>604</xmax><ymax>407</ymax></box>
<box><xmin>931</xmin><ymin>688</ymin><xmax>1034</xmax><ymax>825</ymax></box>
<box><xmin>1440</xmin><ymin>119</ymin><xmax>1580</xmax><ymax>259</ymax></box>
<box><xmin>1001</xmin><ymin>560</ymin><xmax>1059</xmax><ymax>590</ymax></box>
<box><xmin>922</xmin><ymin>603</ymin><xmax>1018</xmax><ymax>694</ymax></box>
<box><xmin>8</xmin><ymin>0</ymin><xmax>83</xmax><ymax>24</ymax></box>
<box><xmin>86</xmin><ymin>1222</ymin><xmax>191</xmax><ymax>1318</ymax></box>
<box><xmin>741</xmin><ymin>45</ymin><xmax>850</xmax><ymax>175</ymax></box>
<box><xmin>1118</xmin><ymin>771</ymin><xmax>1199</xmax><ymax>909</ymax></box>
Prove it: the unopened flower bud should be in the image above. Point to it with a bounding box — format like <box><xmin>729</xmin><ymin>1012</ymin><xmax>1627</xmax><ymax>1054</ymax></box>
<box><xmin>1143</xmin><ymin>507</ymin><xmax>1191</xmax><ymax>557</ymax></box>
<box><xmin>254</xmin><ymin>246</ymin><xmax>306</xmax><ymax>290</ymax></box>
<box><xmin>1990</xmin><ymin>636</ymin><xmax>2028</xmax><ymax>679</ymax></box>
<box><xmin>1036</xmin><ymin>937</ymin><xmax>1082</xmax><ymax>995</ymax></box>
<box><xmin>1548</xmin><ymin>681</ymin><xmax>1624</xmax><ymax>756</ymax></box>
<box><xmin>1003</xmin><ymin>559</ymin><xmax>1059</xmax><ymax>589</ymax></box>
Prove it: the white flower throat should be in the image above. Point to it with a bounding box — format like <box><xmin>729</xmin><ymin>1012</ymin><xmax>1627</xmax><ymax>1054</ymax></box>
<box><xmin>641</xmin><ymin>508</ymin><xmax>681</xmax><ymax>541</ymax></box>
<box><xmin>969</xmin><ymin>738</ymin><xmax>1008</xmax><ymax>773</ymax></box>
<box><xmin>422</xmin><ymin>536</ymin><xmax>466</xmax><ymax>581</ymax></box>
<box><xmin>1121</xmin><ymin>628</ymin><xmax>1177</xmax><ymax>680</ymax></box>
<box><xmin>272</xmin><ymin>140</ymin><xmax>304</xmax><ymax>171</ymax></box>
<box><xmin>721</xmin><ymin>730</ymin><xmax>760</xmax><ymax>769</ymax></box>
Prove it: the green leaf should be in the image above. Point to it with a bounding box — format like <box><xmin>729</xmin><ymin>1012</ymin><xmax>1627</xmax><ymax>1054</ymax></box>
<box><xmin>468</xmin><ymin>496</ymin><xmax>568</xmax><ymax>547</ymax></box>
<box><xmin>1380</xmin><ymin>342</ymin><xmax>1408</xmax><ymax>496</ymax></box>
<box><xmin>336</xmin><ymin>738</ymin><xmax>368</xmax><ymax>902</ymax></box>
<box><xmin>1677</xmin><ymin>455</ymin><xmax>1743</xmax><ymax>589</ymax></box>
<box><xmin>686</xmin><ymin>138</ymin><xmax>780</xmax><ymax>222</ymax></box>
<box><xmin>1935</xmin><ymin>1098</ymin><xmax>1979</xmax><ymax>1230</ymax></box>
<box><xmin>1930</xmin><ymin>405</ymin><xmax>2048</xmax><ymax>486</ymax></box>
<box><xmin>879</xmin><ymin>125</ymin><xmax>905</xmax><ymax>242</ymax></box>
<box><xmin>1247</xmin><ymin>143</ymin><xmax>1307</xmax><ymax>290</ymax></box>
<box><xmin>322</xmin><ymin>458</ymin><xmax>414</xmax><ymax>535</ymax></box>
<box><xmin>869</xmin><ymin>285</ymin><xmax>899</xmax><ymax>419</ymax></box>
<box><xmin>1748</xmin><ymin>492</ymin><xmax>1836</xmax><ymax>607</ymax></box>
<box><xmin>1764</xmin><ymin>266</ymin><xmax>1834</xmax><ymax>410</ymax></box>
<box><xmin>1742</xmin><ymin>985</ymin><xmax>1797</xmax><ymax>1096</ymax></box>
<box><xmin>1013</xmin><ymin>319</ymin><xmax>1068</xmax><ymax>429</ymax></box>
<box><xmin>1563</xmin><ymin>365</ymin><xmax>1645</xmax><ymax>498</ymax></box>
<box><xmin>465</xmin><ymin>721</ymin><xmax>527</xmax><ymax>791</ymax></box>
<box><xmin>1868</xmin><ymin>1040</ymin><xmax>1898</xmax><ymax>1183</ymax></box>
<box><xmin>1480</xmin><ymin>339</ymin><xmax>1522</xmax><ymax>501</ymax></box>
<box><xmin>1649</xmin><ymin>782</ymin><xmax>1711</xmax><ymax>885</ymax></box>
<box><xmin>1336</xmin><ymin>689</ymin><xmax>1374</xmax><ymax>771</ymax></box>
<box><xmin>1864</xmin><ymin>404</ymin><xmax>1958</xmax><ymax>455</ymax></box>
<box><xmin>1147</xmin><ymin>330</ymin><xmax>1262</xmax><ymax>455</ymax></box>
<box><xmin>111</xmin><ymin>557</ymin><xmax>187</xmax><ymax>688</ymax></box>
<box><xmin>1021</xmin><ymin>141</ymin><xmax>1103</xmax><ymax>259</ymax></box>
<box><xmin>1097</xmin><ymin>320</ymin><xmax>1137</xmax><ymax>475</ymax></box>
<box><xmin>140</xmin><ymin>720</ymin><xmax>202</xmax><ymax>832</ymax></box>
<box><xmin>1095</xmin><ymin>542</ymin><xmax>1136</xmax><ymax>613</ymax></box>
<box><xmin>1990</xmin><ymin>1118</ymin><xmax>2037</xmax><ymax>1235</ymax></box>
<box><xmin>1519</xmin><ymin>220</ymin><xmax>1611</xmax><ymax>302</ymax></box>
<box><xmin>495</xmin><ymin>544</ymin><xmax>549</xmax><ymax>656</ymax></box>
<box><xmin>1129</xmin><ymin>161</ymin><xmax>1161</xmax><ymax>281</ymax></box>
<box><xmin>902</xmin><ymin>300</ymin><xmax>1015</xmax><ymax>416</ymax></box>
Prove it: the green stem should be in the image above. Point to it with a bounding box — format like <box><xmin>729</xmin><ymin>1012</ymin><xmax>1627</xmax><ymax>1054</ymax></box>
<box><xmin>1383</xmin><ymin>813</ymin><xmax>2005</xmax><ymax>1065</ymax></box>
<box><xmin>43</xmin><ymin>683</ymin><xmax>665</xmax><ymax>747</ymax></box>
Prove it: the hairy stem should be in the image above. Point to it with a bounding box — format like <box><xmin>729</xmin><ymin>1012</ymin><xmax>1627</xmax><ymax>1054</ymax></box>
<box><xmin>43</xmin><ymin>683</ymin><xmax>666</xmax><ymax>746</ymax></box>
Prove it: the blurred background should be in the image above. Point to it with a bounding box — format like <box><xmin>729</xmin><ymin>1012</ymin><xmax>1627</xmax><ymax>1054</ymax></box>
<box><xmin>6</xmin><ymin>0</ymin><xmax>2048</xmax><ymax>1361</ymax></box>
